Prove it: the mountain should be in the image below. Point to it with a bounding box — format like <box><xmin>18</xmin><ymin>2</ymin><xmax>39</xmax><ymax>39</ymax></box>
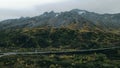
<box><xmin>72</xmin><ymin>9</ymin><xmax>120</xmax><ymax>29</ymax></box>
<box><xmin>0</xmin><ymin>9</ymin><xmax>120</xmax><ymax>30</ymax></box>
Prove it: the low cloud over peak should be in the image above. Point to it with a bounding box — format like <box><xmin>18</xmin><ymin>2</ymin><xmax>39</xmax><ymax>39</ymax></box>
<box><xmin>0</xmin><ymin>0</ymin><xmax>120</xmax><ymax>21</ymax></box>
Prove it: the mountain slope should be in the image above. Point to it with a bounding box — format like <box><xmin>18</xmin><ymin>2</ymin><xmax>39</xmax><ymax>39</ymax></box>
<box><xmin>0</xmin><ymin>9</ymin><xmax>120</xmax><ymax>30</ymax></box>
<box><xmin>71</xmin><ymin>9</ymin><xmax>120</xmax><ymax>29</ymax></box>
<box><xmin>0</xmin><ymin>28</ymin><xmax>120</xmax><ymax>48</ymax></box>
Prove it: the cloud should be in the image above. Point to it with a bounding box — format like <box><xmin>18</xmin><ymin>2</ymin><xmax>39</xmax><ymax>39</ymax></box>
<box><xmin>0</xmin><ymin>0</ymin><xmax>67</xmax><ymax>9</ymax></box>
<box><xmin>34</xmin><ymin>0</ymin><xmax>120</xmax><ymax>14</ymax></box>
<box><xmin>0</xmin><ymin>0</ymin><xmax>120</xmax><ymax>21</ymax></box>
<box><xmin>80</xmin><ymin>0</ymin><xmax>120</xmax><ymax>13</ymax></box>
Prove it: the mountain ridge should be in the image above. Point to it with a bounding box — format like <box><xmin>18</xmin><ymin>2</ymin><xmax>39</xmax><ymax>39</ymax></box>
<box><xmin>0</xmin><ymin>9</ymin><xmax>120</xmax><ymax>30</ymax></box>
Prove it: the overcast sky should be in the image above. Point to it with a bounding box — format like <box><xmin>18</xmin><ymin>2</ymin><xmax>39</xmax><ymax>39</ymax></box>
<box><xmin>0</xmin><ymin>0</ymin><xmax>120</xmax><ymax>21</ymax></box>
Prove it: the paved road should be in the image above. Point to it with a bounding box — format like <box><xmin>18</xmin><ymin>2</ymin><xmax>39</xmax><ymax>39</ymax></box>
<box><xmin>0</xmin><ymin>47</ymin><xmax>120</xmax><ymax>57</ymax></box>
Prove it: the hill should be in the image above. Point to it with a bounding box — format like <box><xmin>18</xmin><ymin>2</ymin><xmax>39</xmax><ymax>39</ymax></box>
<box><xmin>0</xmin><ymin>28</ymin><xmax>120</xmax><ymax>49</ymax></box>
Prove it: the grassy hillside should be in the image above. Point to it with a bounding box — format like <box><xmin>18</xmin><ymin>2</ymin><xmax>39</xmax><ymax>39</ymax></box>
<box><xmin>0</xmin><ymin>27</ymin><xmax>120</xmax><ymax>50</ymax></box>
<box><xmin>0</xmin><ymin>27</ymin><xmax>120</xmax><ymax>68</ymax></box>
<box><xmin>0</xmin><ymin>53</ymin><xmax>119</xmax><ymax>68</ymax></box>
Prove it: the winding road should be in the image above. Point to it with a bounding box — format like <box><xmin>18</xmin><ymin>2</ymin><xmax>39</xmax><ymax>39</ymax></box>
<box><xmin>0</xmin><ymin>47</ymin><xmax>120</xmax><ymax>57</ymax></box>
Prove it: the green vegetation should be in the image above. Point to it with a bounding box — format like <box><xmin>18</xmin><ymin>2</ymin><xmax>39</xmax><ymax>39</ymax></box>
<box><xmin>0</xmin><ymin>28</ymin><xmax>120</xmax><ymax>49</ymax></box>
<box><xmin>0</xmin><ymin>9</ymin><xmax>120</xmax><ymax>68</ymax></box>
<box><xmin>0</xmin><ymin>52</ymin><xmax>119</xmax><ymax>68</ymax></box>
<box><xmin>0</xmin><ymin>27</ymin><xmax>120</xmax><ymax>68</ymax></box>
